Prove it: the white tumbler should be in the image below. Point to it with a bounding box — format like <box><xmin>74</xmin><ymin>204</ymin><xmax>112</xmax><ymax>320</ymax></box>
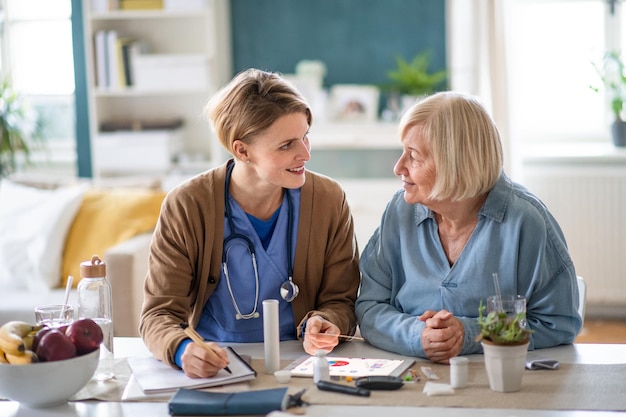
<box><xmin>263</xmin><ymin>299</ymin><xmax>280</xmax><ymax>374</ymax></box>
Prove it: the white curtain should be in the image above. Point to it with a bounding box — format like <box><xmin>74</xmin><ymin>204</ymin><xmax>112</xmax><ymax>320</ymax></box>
<box><xmin>446</xmin><ymin>0</ymin><xmax>518</xmax><ymax>178</ymax></box>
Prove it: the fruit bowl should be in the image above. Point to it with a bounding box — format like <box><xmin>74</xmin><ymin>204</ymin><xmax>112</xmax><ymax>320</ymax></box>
<box><xmin>0</xmin><ymin>347</ymin><xmax>99</xmax><ymax>408</ymax></box>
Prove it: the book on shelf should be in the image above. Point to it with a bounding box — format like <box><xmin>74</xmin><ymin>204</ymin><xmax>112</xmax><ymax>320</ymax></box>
<box><xmin>119</xmin><ymin>0</ymin><xmax>163</xmax><ymax>10</ymax></box>
<box><xmin>93</xmin><ymin>30</ymin><xmax>145</xmax><ymax>90</ymax></box>
<box><xmin>94</xmin><ymin>30</ymin><xmax>108</xmax><ymax>89</ymax></box>
<box><xmin>127</xmin><ymin>347</ymin><xmax>257</xmax><ymax>394</ymax></box>
<box><xmin>117</xmin><ymin>36</ymin><xmax>138</xmax><ymax>87</ymax></box>
<box><xmin>91</xmin><ymin>0</ymin><xmax>119</xmax><ymax>12</ymax></box>
<box><xmin>106</xmin><ymin>30</ymin><xmax>120</xmax><ymax>89</ymax></box>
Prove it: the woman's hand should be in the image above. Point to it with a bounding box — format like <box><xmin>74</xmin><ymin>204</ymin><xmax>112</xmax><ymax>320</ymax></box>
<box><xmin>180</xmin><ymin>341</ymin><xmax>230</xmax><ymax>378</ymax></box>
<box><xmin>302</xmin><ymin>316</ymin><xmax>341</xmax><ymax>355</ymax></box>
<box><xmin>419</xmin><ymin>309</ymin><xmax>464</xmax><ymax>364</ymax></box>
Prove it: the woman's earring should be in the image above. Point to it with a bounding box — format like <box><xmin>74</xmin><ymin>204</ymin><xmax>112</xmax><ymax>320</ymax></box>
<box><xmin>246</xmin><ymin>160</ymin><xmax>251</xmax><ymax>164</ymax></box>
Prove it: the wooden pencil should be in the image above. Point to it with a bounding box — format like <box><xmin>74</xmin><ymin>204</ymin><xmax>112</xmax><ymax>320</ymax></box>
<box><xmin>180</xmin><ymin>323</ymin><xmax>232</xmax><ymax>374</ymax></box>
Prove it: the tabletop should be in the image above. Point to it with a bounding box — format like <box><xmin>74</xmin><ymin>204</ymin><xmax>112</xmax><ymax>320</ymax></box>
<box><xmin>1</xmin><ymin>338</ymin><xmax>625</xmax><ymax>417</ymax></box>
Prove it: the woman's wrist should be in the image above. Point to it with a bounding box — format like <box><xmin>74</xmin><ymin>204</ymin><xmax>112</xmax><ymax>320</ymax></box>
<box><xmin>174</xmin><ymin>338</ymin><xmax>193</xmax><ymax>369</ymax></box>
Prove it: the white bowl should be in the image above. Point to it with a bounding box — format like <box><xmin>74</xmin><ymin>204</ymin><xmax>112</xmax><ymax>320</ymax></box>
<box><xmin>0</xmin><ymin>347</ymin><xmax>99</xmax><ymax>408</ymax></box>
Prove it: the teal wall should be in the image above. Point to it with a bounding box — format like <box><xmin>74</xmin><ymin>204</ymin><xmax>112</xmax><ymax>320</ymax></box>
<box><xmin>231</xmin><ymin>0</ymin><xmax>446</xmax><ymax>178</ymax></box>
<box><xmin>231</xmin><ymin>0</ymin><xmax>447</xmax><ymax>87</ymax></box>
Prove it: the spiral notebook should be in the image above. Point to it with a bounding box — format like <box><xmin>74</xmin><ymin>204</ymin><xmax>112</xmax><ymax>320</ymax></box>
<box><xmin>127</xmin><ymin>347</ymin><xmax>256</xmax><ymax>394</ymax></box>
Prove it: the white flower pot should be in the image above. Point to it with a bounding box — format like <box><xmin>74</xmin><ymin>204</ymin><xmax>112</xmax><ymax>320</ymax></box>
<box><xmin>481</xmin><ymin>340</ymin><xmax>529</xmax><ymax>392</ymax></box>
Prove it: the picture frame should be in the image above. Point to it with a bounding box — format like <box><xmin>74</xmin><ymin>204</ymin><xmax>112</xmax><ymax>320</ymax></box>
<box><xmin>329</xmin><ymin>84</ymin><xmax>380</xmax><ymax>122</ymax></box>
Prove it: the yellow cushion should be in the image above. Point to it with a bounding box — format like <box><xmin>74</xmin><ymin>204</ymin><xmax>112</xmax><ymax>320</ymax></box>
<box><xmin>61</xmin><ymin>188</ymin><xmax>165</xmax><ymax>287</ymax></box>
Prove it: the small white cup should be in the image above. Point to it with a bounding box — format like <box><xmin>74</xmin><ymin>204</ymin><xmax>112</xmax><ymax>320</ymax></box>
<box><xmin>449</xmin><ymin>356</ymin><xmax>469</xmax><ymax>388</ymax></box>
<box><xmin>34</xmin><ymin>304</ymin><xmax>74</xmax><ymax>328</ymax></box>
<box><xmin>274</xmin><ymin>370</ymin><xmax>291</xmax><ymax>384</ymax></box>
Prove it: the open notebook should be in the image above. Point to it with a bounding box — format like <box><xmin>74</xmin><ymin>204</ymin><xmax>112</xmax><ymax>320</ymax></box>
<box><xmin>127</xmin><ymin>347</ymin><xmax>256</xmax><ymax>394</ymax></box>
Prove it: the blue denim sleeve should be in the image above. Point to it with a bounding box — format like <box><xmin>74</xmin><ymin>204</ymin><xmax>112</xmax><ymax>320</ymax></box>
<box><xmin>458</xmin><ymin>316</ymin><xmax>483</xmax><ymax>355</ymax></box>
<box><xmin>356</xmin><ymin>229</ymin><xmax>428</xmax><ymax>358</ymax></box>
<box><xmin>174</xmin><ymin>338</ymin><xmax>193</xmax><ymax>369</ymax></box>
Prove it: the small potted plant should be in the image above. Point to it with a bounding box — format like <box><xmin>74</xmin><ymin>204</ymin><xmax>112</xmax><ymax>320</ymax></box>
<box><xmin>475</xmin><ymin>298</ymin><xmax>533</xmax><ymax>393</ymax></box>
<box><xmin>381</xmin><ymin>51</ymin><xmax>447</xmax><ymax>118</ymax></box>
<box><xmin>0</xmin><ymin>77</ymin><xmax>42</xmax><ymax>178</ymax></box>
<box><xmin>590</xmin><ymin>51</ymin><xmax>626</xmax><ymax>147</ymax></box>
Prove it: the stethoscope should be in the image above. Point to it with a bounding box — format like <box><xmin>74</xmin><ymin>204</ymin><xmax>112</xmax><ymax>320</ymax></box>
<box><xmin>222</xmin><ymin>162</ymin><xmax>300</xmax><ymax>320</ymax></box>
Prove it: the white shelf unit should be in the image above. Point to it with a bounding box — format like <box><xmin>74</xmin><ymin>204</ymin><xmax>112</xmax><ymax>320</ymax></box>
<box><xmin>82</xmin><ymin>1</ymin><xmax>232</xmax><ymax>177</ymax></box>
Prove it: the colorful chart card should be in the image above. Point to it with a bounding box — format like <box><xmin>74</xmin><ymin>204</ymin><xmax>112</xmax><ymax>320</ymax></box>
<box><xmin>285</xmin><ymin>356</ymin><xmax>414</xmax><ymax>378</ymax></box>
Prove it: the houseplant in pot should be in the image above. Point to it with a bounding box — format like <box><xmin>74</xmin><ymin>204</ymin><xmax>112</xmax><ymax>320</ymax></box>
<box><xmin>0</xmin><ymin>77</ymin><xmax>42</xmax><ymax>178</ymax></box>
<box><xmin>382</xmin><ymin>51</ymin><xmax>447</xmax><ymax>118</ymax></box>
<box><xmin>475</xmin><ymin>296</ymin><xmax>533</xmax><ymax>393</ymax></box>
<box><xmin>590</xmin><ymin>51</ymin><xmax>626</xmax><ymax>147</ymax></box>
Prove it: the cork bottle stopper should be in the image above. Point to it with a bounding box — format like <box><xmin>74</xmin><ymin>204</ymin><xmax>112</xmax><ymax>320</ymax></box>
<box><xmin>80</xmin><ymin>255</ymin><xmax>106</xmax><ymax>278</ymax></box>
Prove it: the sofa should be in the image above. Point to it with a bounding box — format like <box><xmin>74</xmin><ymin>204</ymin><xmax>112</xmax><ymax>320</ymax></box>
<box><xmin>0</xmin><ymin>177</ymin><xmax>163</xmax><ymax>337</ymax></box>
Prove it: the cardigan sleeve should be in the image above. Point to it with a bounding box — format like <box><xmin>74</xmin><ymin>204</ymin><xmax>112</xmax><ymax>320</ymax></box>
<box><xmin>291</xmin><ymin>173</ymin><xmax>361</xmax><ymax>337</ymax></box>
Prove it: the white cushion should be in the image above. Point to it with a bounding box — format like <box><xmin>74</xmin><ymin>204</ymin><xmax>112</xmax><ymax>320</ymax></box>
<box><xmin>0</xmin><ymin>180</ymin><xmax>87</xmax><ymax>292</ymax></box>
<box><xmin>0</xmin><ymin>288</ymin><xmax>76</xmax><ymax>326</ymax></box>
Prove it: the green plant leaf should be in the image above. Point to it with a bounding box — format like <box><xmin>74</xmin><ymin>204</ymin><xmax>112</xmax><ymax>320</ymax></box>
<box><xmin>475</xmin><ymin>299</ymin><xmax>533</xmax><ymax>345</ymax></box>
<box><xmin>383</xmin><ymin>51</ymin><xmax>447</xmax><ymax>96</ymax></box>
<box><xmin>591</xmin><ymin>51</ymin><xmax>626</xmax><ymax>122</ymax></box>
<box><xmin>0</xmin><ymin>77</ymin><xmax>43</xmax><ymax>178</ymax></box>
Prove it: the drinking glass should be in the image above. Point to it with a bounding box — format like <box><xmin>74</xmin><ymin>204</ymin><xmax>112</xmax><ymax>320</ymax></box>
<box><xmin>486</xmin><ymin>294</ymin><xmax>527</xmax><ymax>328</ymax></box>
<box><xmin>34</xmin><ymin>304</ymin><xmax>74</xmax><ymax>328</ymax></box>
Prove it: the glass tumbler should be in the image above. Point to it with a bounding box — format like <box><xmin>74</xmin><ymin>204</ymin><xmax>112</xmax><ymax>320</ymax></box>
<box><xmin>34</xmin><ymin>304</ymin><xmax>74</xmax><ymax>328</ymax></box>
<box><xmin>486</xmin><ymin>294</ymin><xmax>527</xmax><ymax>328</ymax></box>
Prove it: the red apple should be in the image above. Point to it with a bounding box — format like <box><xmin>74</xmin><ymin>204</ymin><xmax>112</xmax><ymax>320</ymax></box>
<box><xmin>36</xmin><ymin>329</ymin><xmax>77</xmax><ymax>362</ymax></box>
<box><xmin>31</xmin><ymin>326</ymin><xmax>51</xmax><ymax>353</ymax></box>
<box><xmin>65</xmin><ymin>318</ymin><xmax>103</xmax><ymax>355</ymax></box>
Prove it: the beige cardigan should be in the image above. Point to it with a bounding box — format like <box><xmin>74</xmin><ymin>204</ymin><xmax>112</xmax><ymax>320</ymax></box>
<box><xmin>139</xmin><ymin>161</ymin><xmax>360</xmax><ymax>366</ymax></box>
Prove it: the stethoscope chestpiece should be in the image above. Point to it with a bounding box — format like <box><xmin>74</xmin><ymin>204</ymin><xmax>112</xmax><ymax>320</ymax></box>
<box><xmin>280</xmin><ymin>277</ymin><xmax>299</xmax><ymax>302</ymax></box>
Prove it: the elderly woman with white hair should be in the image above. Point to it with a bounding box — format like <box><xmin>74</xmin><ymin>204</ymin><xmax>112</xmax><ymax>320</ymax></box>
<box><xmin>356</xmin><ymin>91</ymin><xmax>582</xmax><ymax>364</ymax></box>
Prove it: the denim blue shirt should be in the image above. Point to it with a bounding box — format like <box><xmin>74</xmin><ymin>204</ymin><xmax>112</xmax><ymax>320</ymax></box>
<box><xmin>356</xmin><ymin>173</ymin><xmax>582</xmax><ymax>358</ymax></box>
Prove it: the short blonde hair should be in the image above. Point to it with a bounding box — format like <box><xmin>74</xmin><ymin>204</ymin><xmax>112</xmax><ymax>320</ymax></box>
<box><xmin>204</xmin><ymin>68</ymin><xmax>312</xmax><ymax>155</ymax></box>
<box><xmin>399</xmin><ymin>91</ymin><xmax>503</xmax><ymax>201</ymax></box>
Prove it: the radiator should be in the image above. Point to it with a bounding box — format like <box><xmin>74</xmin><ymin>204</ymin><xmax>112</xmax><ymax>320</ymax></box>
<box><xmin>520</xmin><ymin>162</ymin><xmax>626</xmax><ymax>310</ymax></box>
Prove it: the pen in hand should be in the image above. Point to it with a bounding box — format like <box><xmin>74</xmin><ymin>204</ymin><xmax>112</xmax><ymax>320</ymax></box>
<box><xmin>179</xmin><ymin>323</ymin><xmax>232</xmax><ymax>374</ymax></box>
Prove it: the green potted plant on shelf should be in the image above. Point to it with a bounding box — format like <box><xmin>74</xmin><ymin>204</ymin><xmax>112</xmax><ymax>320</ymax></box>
<box><xmin>475</xmin><ymin>299</ymin><xmax>533</xmax><ymax>393</ymax></box>
<box><xmin>590</xmin><ymin>51</ymin><xmax>626</xmax><ymax>147</ymax></box>
<box><xmin>382</xmin><ymin>51</ymin><xmax>447</xmax><ymax>118</ymax></box>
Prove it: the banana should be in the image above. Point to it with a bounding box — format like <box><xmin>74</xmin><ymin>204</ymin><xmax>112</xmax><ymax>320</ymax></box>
<box><xmin>22</xmin><ymin>333</ymin><xmax>35</xmax><ymax>351</ymax></box>
<box><xmin>5</xmin><ymin>350</ymin><xmax>37</xmax><ymax>365</ymax></box>
<box><xmin>0</xmin><ymin>321</ymin><xmax>42</xmax><ymax>356</ymax></box>
<box><xmin>0</xmin><ymin>333</ymin><xmax>24</xmax><ymax>355</ymax></box>
<box><xmin>0</xmin><ymin>348</ymin><xmax>8</xmax><ymax>364</ymax></box>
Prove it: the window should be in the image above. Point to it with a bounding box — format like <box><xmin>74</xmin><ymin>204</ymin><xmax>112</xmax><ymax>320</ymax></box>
<box><xmin>507</xmin><ymin>0</ymin><xmax>614</xmax><ymax>144</ymax></box>
<box><xmin>0</xmin><ymin>0</ymin><xmax>75</xmax><ymax>168</ymax></box>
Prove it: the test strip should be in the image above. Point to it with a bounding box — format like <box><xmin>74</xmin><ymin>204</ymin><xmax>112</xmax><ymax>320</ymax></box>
<box><xmin>421</xmin><ymin>366</ymin><xmax>440</xmax><ymax>380</ymax></box>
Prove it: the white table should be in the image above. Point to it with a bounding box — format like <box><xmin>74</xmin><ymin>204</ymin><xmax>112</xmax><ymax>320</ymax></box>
<box><xmin>1</xmin><ymin>338</ymin><xmax>625</xmax><ymax>417</ymax></box>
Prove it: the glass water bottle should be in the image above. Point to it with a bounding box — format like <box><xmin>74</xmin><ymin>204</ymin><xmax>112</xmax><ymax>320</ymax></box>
<box><xmin>77</xmin><ymin>255</ymin><xmax>115</xmax><ymax>381</ymax></box>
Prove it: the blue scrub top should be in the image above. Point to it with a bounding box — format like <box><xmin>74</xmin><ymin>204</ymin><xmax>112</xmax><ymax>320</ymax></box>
<box><xmin>196</xmin><ymin>189</ymin><xmax>300</xmax><ymax>342</ymax></box>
